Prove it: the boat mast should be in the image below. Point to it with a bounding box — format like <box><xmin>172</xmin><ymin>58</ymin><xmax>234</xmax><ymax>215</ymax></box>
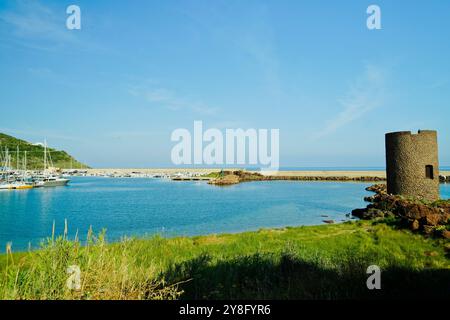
<box><xmin>0</xmin><ymin>147</ymin><xmax>5</xmax><ymax>181</ymax></box>
<box><xmin>44</xmin><ymin>139</ymin><xmax>47</xmax><ymax>172</ymax></box>
<box><xmin>23</xmin><ymin>150</ymin><xmax>27</xmax><ymax>181</ymax></box>
<box><xmin>6</xmin><ymin>150</ymin><xmax>11</xmax><ymax>183</ymax></box>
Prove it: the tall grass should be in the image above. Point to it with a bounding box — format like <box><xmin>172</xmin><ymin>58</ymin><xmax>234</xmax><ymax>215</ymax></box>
<box><xmin>0</xmin><ymin>222</ymin><xmax>180</xmax><ymax>300</ymax></box>
<box><xmin>1</xmin><ymin>221</ymin><xmax>449</xmax><ymax>299</ymax></box>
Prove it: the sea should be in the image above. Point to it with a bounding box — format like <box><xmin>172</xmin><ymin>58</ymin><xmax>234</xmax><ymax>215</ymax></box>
<box><xmin>1</xmin><ymin>176</ymin><xmax>449</xmax><ymax>252</ymax></box>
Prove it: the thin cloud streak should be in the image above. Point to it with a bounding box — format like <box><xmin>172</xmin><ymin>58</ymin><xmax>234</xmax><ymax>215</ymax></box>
<box><xmin>235</xmin><ymin>5</ymin><xmax>283</xmax><ymax>98</ymax></box>
<box><xmin>313</xmin><ymin>64</ymin><xmax>386</xmax><ymax>139</ymax></box>
<box><xmin>104</xmin><ymin>130</ymin><xmax>166</xmax><ymax>140</ymax></box>
<box><xmin>180</xmin><ymin>2</ymin><xmax>284</xmax><ymax>98</ymax></box>
<box><xmin>0</xmin><ymin>0</ymin><xmax>77</xmax><ymax>47</ymax></box>
<box><xmin>129</xmin><ymin>85</ymin><xmax>219</xmax><ymax>116</ymax></box>
<box><xmin>0</xmin><ymin>0</ymin><xmax>105</xmax><ymax>53</ymax></box>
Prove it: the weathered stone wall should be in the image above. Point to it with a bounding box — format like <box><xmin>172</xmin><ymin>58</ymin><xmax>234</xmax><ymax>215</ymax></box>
<box><xmin>385</xmin><ymin>130</ymin><xmax>439</xmax><ymax>201</ymax></box>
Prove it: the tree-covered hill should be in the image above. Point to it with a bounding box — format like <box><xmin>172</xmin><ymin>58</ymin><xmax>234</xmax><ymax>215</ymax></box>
<box><xmin>0</xmin><ymin>133</ymin><xmax>89</xmax><ymax>170</ymax></box>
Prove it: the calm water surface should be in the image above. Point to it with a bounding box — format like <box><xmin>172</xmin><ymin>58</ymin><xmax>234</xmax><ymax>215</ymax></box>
<box><xmin>1</xmin><ymin>177</ymin><xmax>449</xmax><ymax>252</ymax></box>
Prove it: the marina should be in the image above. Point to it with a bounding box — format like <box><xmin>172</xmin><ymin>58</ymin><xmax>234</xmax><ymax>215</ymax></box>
<box><xmin>0</xmin><ymin>142</ymin><xmax>69</xmax><ymax>190</ymax></box>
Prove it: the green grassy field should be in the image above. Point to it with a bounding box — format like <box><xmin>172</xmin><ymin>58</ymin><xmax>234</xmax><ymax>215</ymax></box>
<box><xmin>1</xmin><ymin>221</ymin><xmax>449</xmax><ymax>300</ymax></box>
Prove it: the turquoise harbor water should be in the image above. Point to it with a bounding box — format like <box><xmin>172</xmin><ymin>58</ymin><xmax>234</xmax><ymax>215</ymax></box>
<box><xmin>1</xmin><ymin>177</ymin><xmax>449</xmax><ymax>252</ymax></box>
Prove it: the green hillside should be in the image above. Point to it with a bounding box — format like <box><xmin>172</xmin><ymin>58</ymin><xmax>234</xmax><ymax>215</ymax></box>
<box><xmin>0</xmin><ymin>133</ymin><xmax>89</xmax><ymax>170</ymax></box>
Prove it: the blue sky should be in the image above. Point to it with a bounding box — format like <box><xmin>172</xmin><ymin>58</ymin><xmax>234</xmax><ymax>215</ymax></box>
<box><xmin>0</xmin><ymin>0</ymin><xmax>449</xmax><ymax>168</ymax></box>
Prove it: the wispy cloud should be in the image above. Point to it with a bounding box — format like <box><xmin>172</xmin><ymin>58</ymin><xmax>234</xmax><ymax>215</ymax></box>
<box><xmin>313</xmin><ymin>64</ymin><xmax>386</xmax><ymax>139</ymax></box>
<box><xmin>180</xmin><ymin>2</ymin><xmax>283</xmax><ymax>98</ymax></box>
<box><xmin>104</xmin><ymin>130</ymin><xmax>166</xmax><ymax>140</ymax></box>
<box><xmin>210</xmin><ymin>120</ymin><xmax>249</xmax><ymax>130</ymax></box>
<box><xmin>428</xmin><ymin>78</ymin><xmax>448</xmax><ymax>89</ymax></box>
<box><xmin>235</xmin><ymin>5</ymin><xmax>282</xmax><ymax>97</ymax></box>
<box><xmin>129</xmin><ymin>85</ymin><xmax>219</xmax><ymax>116</ymax></box>
<box><xmin>27</xmin><ymin>67</ymin><xmax>55</xmax><ymax>77</ymax></box>
<box><xmin>0</xmin><ymin>0</ymin><xmax>78</xmax><ymax>49</ymax></box>
<box><xmin>0</xmin><ymin>0</ymin><xmax>104</xmax><ymax>53</ymax></box>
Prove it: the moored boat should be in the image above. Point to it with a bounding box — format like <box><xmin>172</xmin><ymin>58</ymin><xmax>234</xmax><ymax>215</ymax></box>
<box><xmin>0</xmin><ymin>182</ymin><xmax>33</xmax><ymax>190</ymax></box>
<box><xmin>12</xmin><ymin>183</ymin><xmax>33</xmax><ymax>190</ymax></box>
<box><xmin>42</xmin><ymin>176</ymin><xmax>70</xmax><ymax>187</ymax></box>
<box><xmin>34</xmin><ymin>140</ymin><xmax>70</xmax><ymax>187</ymax></box>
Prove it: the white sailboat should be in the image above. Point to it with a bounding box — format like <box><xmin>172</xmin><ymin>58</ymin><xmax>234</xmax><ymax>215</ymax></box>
<box><xmin>36</xmin><ymin>140</ymin><xmax>70</xmax><ymax>187</ymax></box>
<box><xmin>0</xmin><ymin>147</ymin><xmax>32</xmax><ymax>190</ymax></box>
<box><xmin>0</xmin><ymin>147</ymin><xmax>8</xmax><ymax>189</ymax></box>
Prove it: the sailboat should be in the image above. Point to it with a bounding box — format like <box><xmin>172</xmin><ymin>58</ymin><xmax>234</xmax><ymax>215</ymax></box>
<box><xmin>0</xmin><ymin>147</ymin><xmax>32</xmax><ymax>190</ymax></box>
<box><xmin>38</xmin><ymin>140</ymin><xmax>70</xmax><ymax>187</ymax></box>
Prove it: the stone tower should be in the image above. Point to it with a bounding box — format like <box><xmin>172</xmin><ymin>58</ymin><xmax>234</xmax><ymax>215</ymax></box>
<box><xmin>385</xmin><ymin>130</ymin><xmax>439</xmax><ymax>201</ymax></box>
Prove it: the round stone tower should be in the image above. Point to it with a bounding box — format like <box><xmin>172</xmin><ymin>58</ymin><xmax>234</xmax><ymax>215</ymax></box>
<box><xmin>385</xmin><ymin>130</ymin><xmax>439</xmax><ymax>201</ymax></box>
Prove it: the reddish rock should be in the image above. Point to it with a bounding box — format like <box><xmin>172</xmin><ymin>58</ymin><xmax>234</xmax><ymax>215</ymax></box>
<box><xmin>354</xmin><ymin>183</ymin><xmax>449</xmax><ymax>237</ymax></box>
<box><xmin>365</xmin><ymin>184</ymin><xmax>387</xmax><ymax>194</ymax></box>
<box><xmin>424</xmin><ymin>213</ymin><xmax>444</xmax><ymax>226</ymax></box>
<box><xmin>400</xmin><ymin>204</ymin><xmax>438</xmax><ymax>220</ymax></box>
<box><xmin>423</xmin><ymin>225</ymin><xmax>435</xmax><ymax>235</ymax></box>
<box><xmin>410</xmin><ymin>220</ymin><xmax>420</xmax><ymax>231</ymax></box>
<box><xmin>442</xmin><ymin>212</ymin><xmax>450</xmax><ymax>222</ymax></box>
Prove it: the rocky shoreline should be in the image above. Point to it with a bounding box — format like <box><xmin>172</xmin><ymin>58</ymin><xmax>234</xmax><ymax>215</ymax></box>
<box><xmin>208</xmin><ymin>170</ymin><xmax>450</xmax><ymax>185</ymax></box>
<box><xmin>352</xmin><ymin>184</ymin><xmax>450</xmax><ymax>239</ymax></box>
<box><xmin>208</xmin><ymin>170</ymin><xmax>387</xmax><ymax>185</ymax></box>
<box><xmin>262</xmin><ymin>175</ymin><xmax>386</xmax><ymax>182</ymax></box>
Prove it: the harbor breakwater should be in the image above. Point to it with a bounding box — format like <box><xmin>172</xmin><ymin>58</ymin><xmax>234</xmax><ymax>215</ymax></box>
<box><xmin>71</xmin><ymin>168</ymin><xmax>450</xmax><ymax>183</ymax></box>
<box><xmin>208</xmin><ymin>170</ymin><xmax>449</xmax><ymax>185</ymax></box>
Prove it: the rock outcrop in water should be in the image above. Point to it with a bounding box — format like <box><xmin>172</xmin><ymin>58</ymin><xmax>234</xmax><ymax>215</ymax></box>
<box><xmin>207</xmin><ymin>170</ymin><xmax>386</xmax><ymax>185</ymax></box>
<box><xmin>208</xmin><ymin>171</ymin><xmax>265</xmax><ymax>185</ymax></box>
<box><xmin>208</xmin><ymin>174</ymin><xmax>240</xmax><ymax>185</ymax></box>
<box><xmin>352</xmin><ymin>183</ymin><xmax>450</xmax><ymax>239</ymax></box>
